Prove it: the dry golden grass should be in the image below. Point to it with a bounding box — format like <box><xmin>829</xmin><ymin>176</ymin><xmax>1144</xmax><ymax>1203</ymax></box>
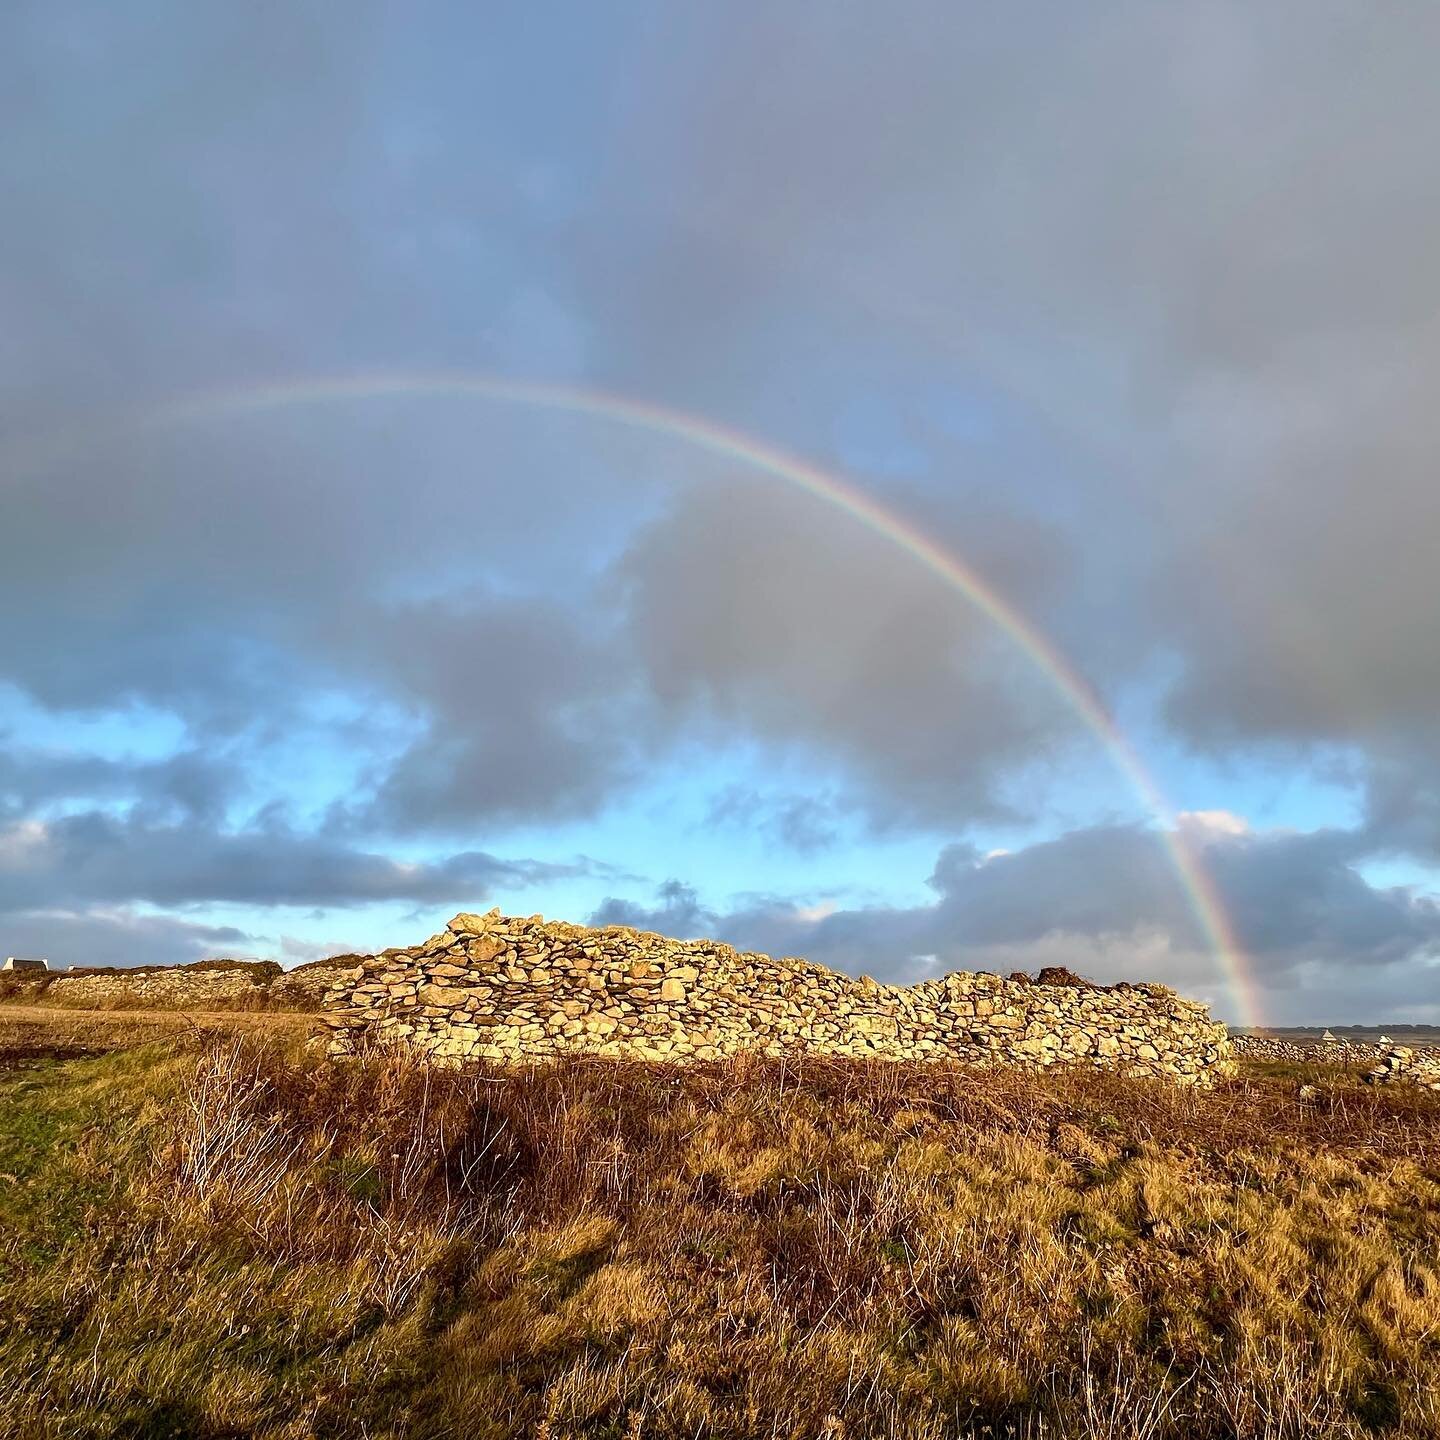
<box><xmin>0</xmin><ymin>1004</ymin><xmax>309</xmax><ymax>1059</ymax></box>
<box><xmin>1</xmin><ymin>1022</ymin><xmax>1438</xmax><ymax>1439</ymax></box>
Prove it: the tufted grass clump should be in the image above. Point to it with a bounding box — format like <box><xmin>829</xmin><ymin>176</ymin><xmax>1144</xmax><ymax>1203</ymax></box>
<box><xmin>1</xmin><ymin>1025</ymin><xmax>1438</xmax><ymax>1439</ymax></box>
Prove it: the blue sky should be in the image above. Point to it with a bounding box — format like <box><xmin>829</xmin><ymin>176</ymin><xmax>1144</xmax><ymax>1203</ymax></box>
<box><xmin>4</xmin><ymin>2</ymin><xmax>1440</xmax><ymax>1024</ymax></box>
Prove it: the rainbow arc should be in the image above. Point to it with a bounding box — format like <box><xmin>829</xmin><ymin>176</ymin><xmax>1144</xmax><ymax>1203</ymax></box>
<box><xmin>134</xmin><ymin>372</ymin><xmax>1258</xmax><ymax>1027</ymax></box>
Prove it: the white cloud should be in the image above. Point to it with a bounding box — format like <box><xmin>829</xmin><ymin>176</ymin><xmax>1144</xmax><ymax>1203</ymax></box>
<box><xmin>0</xmin><ymin>820</ymin><xmax>49</xmax><ymax>866</ymax></box>
<box><xmin>1177</xmin><ymin>810</ymin><xmax>1252</xmax><ymax>841</ymax></box>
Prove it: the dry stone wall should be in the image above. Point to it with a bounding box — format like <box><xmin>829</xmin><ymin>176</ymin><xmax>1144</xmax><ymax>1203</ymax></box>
<box><xmin>321</xmin><ymin>910</ymin><xmax>1233</xmax><ymax>1085</ymax></box>
<box><xmin>1233</xmin><ymin>1034</ymin><xmax>1440</xmax><ymax>1091</ymax></box>
<box><xmin>268</xmin><ymin>956</ymin><xmax>367</xmax><ymax>1011</ymax></box>
<box><xmin>1232</xmin><ymin>1034</ymin><xmax>1387</xmax><ymax>1066</ymax></box>
<box><xmin>3</xmin><ymin>955</ymin><xmax>392</xmax><ymax>1013</ymax></box>
<box><xmin>1365</xmin><ymin>1046</ymin><xmax>1440</xmax><ymax>1092</ymax></box>
<box><xmin>44</xmin><ymin>960</ymin><xmax>280</xmax><ymax>1009</ymax></box>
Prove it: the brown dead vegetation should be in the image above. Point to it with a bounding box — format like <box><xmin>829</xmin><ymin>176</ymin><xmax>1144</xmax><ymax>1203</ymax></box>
<box><xmin>2</xmin><ymin>1023</ymin><xmax>1438</xmax><ymax>1438</ymax></box>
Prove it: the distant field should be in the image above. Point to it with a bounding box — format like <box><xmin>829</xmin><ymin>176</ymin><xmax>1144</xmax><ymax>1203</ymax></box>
<box><xmin>1</xmin><ymin>1008</ymin><xmax>1438</xmax><ymax>1439</ymax></box>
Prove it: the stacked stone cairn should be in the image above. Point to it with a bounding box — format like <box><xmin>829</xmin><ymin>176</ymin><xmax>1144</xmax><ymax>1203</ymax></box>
<box><xmin>321</xmin><ymin>910</ymin><xmax>1233</xmax><ymax>1085</ymax></box>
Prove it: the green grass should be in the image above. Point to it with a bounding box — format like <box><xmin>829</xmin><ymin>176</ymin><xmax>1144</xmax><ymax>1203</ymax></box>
<box><xmin>0</xmin><ymin>1044</ymin><xmax>182</xmax><ymax>1262</ymax></box>
<box><xmin>0</xmin><ymin>1027</ymin><xmax>1438</xmax><ymax>1439</ymax></box>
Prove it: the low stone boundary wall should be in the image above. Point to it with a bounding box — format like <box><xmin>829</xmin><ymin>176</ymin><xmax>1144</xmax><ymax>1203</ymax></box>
<box><xmin>1231</xmin><ymin>1034</ymin><xmax>1440</xmax><ymax>1092</ymax></box>
<box><xmin>321</xmin><ymin>910</ymin><xmax>1233</xmax><ymax>1084</ymax></box>
<box><xmin>45</xmin><ymin>960</ymin><xmax>281</xmax><ymax>1009</ymax></box>
<box><xmin>1232</xmin><ymin>1034</ymin><xmax>1385</xmax><ymax>1065</ymax></box>
<box><xmin>0</xmin><ymin>955</ymin><xmax>368</xmax><ymax>1012</ymax></box>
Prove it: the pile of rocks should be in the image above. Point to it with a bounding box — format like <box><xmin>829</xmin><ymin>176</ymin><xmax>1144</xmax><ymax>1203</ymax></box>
<box><xmin>1365</xmin><ymin>1046</ymin><xmax>1440</xmax><ymax>1092</ymax></box>
<box><xmin>321</xmin><ymin>910</ymin><xmax>1233</xmax><ymax>1085</ymax></box>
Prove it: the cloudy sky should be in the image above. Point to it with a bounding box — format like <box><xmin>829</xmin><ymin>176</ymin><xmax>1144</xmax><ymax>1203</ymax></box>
<box><xmin>4</xmin><ymin>2</ymin><xmax>1440</xmax><ymax>1023</ymax></box>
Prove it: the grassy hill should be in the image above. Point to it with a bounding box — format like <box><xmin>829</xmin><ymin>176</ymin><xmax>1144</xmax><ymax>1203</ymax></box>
<box><xmin>1</xmin><ymin>1011</ymin><xmax>1437</xmax><ymax>1439</ymax></box>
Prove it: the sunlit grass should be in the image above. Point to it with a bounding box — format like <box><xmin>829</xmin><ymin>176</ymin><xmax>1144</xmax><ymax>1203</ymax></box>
<box><xmin>1</xmin><ymin>1028</ymin><xmax>1437</xmax><ymax>1438</ymax></box>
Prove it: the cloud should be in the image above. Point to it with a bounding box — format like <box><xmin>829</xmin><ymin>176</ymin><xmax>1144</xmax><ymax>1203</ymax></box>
<box><xmin>595</xmin><ymin>4</ymin><xmax>1440</xmax><ymax>814</ymax></box>
<box><xmin>0</xmin><ymin>3</ymin><xmax>1136</xmax><ymax>844</ymax></box>
<box><xmin>4</xmin><ymin>3</ymin><xmax>1440</xmax><ymax>1016</ymax></box>
<box><xmin>618</xmin><ymin>476</ymin><xmax>1075</xmax><ymax>826</ymax></box>
<box><xmin>352</xmin><ymin>593</ymin><xmax>644</xmax><ymax>830</ymax></box>
<box><xmin>0</xmin><ymin>415</ymin><xmax>657</xmax><ymax>826</ymax></box>
<box><xmin>1360</xmin><ymin>747</ymin><xmax>1440</xmax><ymax>861</ymax></box>
<box><xmin>0</xmin><ymin>810</ymin><xmax>597</xmax><ymax>911</ymax></box>
<box><xmin>704</xmin><ymin>786</ymin><xmax>849</xmax><ymax>854</ymax></box>
<box><xmin>277</xmin><ymin>934</ymin><xmax>363</xmax><ymax>963</ymax></box>
<box><xmin>595</xmin><ymin>820</ymin><xmax>1440</xmax><ymax>1022</ymax></box>
<box><xmin>0</xmin><ymin>909</ymin><xmax>255</xmax><ymax>972</ymax></box>
<box><xmin>591</xmin><ymin>879</ymin><xmax>713</xmax><ymax>937</ymax></box>
<box><xmin>0</xmin><ymin>745</ymin><xmax>238</xmax><ymax>825</ymax></box>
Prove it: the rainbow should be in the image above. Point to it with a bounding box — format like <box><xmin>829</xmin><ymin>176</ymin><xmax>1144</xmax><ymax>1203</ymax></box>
<box><xmin>146</xmin><ymin>371</ymin><xmax>1259</xmax><ymax>1026</ymax></box>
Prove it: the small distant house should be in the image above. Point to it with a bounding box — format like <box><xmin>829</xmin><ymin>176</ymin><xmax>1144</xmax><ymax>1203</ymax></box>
<box><xmin>2</xmin><ymin>956</ymin><xmax>48</xmax><ymax>972</ymax></box>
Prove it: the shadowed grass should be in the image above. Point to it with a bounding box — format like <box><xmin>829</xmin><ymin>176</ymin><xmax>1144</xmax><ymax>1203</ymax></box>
<box><xmin>0</xmin><ymin>1027</ymin><xmax>1437</xmax><ymax>1438</ymax></box>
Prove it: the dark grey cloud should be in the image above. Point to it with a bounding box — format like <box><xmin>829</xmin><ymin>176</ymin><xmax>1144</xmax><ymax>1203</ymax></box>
<box><xmin>4</xmin><ymin>2</ymin><xmax>1440</xmax><ymax>1014</ymax></box>
<box><xmin>595</xmin><ymin>820</ymin><xmax>1440</xmax><ymax>1023</ymax></box>
<box><xmin>618</xmin><ymin>477</ymin><xmax>1075</xmax><ymax>826</ymax></box>
<box><xmin>351</xmin><ymin>592</ymin><xmax>643</xmax><ymax>831</ymax></box>
<box><xmin>0</xmin><ymin>744</ymin><xmax>238</xmax><ymax>826</ymax></box>
<box><xmin>1</xmin><ymin>401</ymin><xmax>1088</xmax><ymax>842</ymax></box>
<box><xmin>594</xmin><ymin>3</ymin><xmax>1440</xmax><ymax>846</ymax></box>
<box><xmin>1361</xmin><ymin>745</ymin><xmax>1440</xmax><ymax>861</ymax></box>
<box><xmin>0</xmin><ymin>412</ymin><xmax>656</xmax><ymax>824</ymax></box>
<box><xmin>13</xmin><ymin>0</ymin><xmax>1434</xmax><ymax>830</ymax></box>
<box><xmin>1152</xmin><ymin>406</ymin><xmax>1440</xmax><ymax>864</ymax></box>
<box><xmin>591</xmin><ymin>879</ymin><xmax>713</xmax><ymax>937</ymax></box>
<box><xmin>0</xmin><ymin>809</ymin><xmax>595</xmax><ymax>911</ymax></box>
